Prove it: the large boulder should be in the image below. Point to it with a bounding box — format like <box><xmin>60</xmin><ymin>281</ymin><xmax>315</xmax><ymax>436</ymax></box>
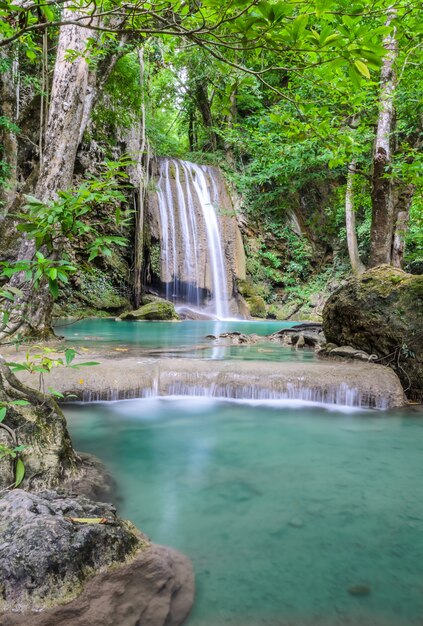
<box><xmin>120</xmin><ymin>300</ymin><xmax>180</xmax><ymax>321</ymax></box>
<box><xmin>323</xmin><ymin>265</ymin><xmax>423</xmax><ymax>400</ymax></box>
<box><xmin>0</xmin><ymin>490</ymin><xmax>194</xmax><ymax>626</ymax></box>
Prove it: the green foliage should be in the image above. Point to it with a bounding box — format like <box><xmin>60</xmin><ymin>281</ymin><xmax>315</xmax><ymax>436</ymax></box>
<box><xmin>18</xmin><ymin>159</ymin><xmax>130</xmax><ymax>255</ymax></box>
<box><xmin>1</xmin><ymin>159</ymin><xmax>132</xmax><ymax>300</ymax></box>
<box><xmin>6</xmin><ymin>346</ymin><xmax>99</xmax><ymax>376</ymax></box>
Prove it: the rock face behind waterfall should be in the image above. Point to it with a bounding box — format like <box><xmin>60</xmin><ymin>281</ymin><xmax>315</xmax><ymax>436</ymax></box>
<box><xmin>0</xmin><ymin>490</ymin><xmax>194</xmax><ymax>626</ymax></box>
<box><xmin>146</xmin><ymin>158</ymin><xmax>246</xmax><ymax>318</ymax></box>
<box><xmin>323</xmin><ymin>265</ymin><xmax>423</xmax><ymax>400</ymax></box>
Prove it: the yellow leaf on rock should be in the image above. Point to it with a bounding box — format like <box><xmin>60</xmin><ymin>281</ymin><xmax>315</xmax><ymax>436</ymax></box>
<box><xmin>66</xmin><ymin>517</ymin><xmax>108</xmax><ymax>524</ymax></box>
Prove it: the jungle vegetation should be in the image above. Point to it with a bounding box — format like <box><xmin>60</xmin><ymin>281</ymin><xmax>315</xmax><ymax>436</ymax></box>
<box><xmin>0</xmin><ymin>0</ymin><xmax>422</xmax><ymax>338</ymax></box>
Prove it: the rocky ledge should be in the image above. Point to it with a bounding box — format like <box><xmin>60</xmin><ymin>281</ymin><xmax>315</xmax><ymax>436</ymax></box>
<box><xmin>0</xmin><ymin>490</ymin><xmax>194</xmax><ymax>626</ymax></box>
<box><xmin>18</xmin><ymin>357</ymin><xmax>405</xmax><ymax>409</ymax></box>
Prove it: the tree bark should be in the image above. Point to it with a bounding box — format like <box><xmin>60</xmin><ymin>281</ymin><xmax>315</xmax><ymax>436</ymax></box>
<box><xmin>0</xmin><ymin>7</ymin><xmax>100</xmax><ymax>341</ymax></box>
<box><xmin>195</xmin><ymin>81</ymin><xmax>218</xmax><ymax>151</ymax></box>
<box><xmin>369</xmin><ymin>8</ymin><xmax>398</xmax><ymax>267</ymax></box>
<box><xmin>127</xmin><ymin>48</ymin><xmax>150</xmax><ymax>309</ymax></box>
<box><xmin>391</xmin><ymin>183</ymin><xmax>415</xmax><ymax>268</ymax></box>
<box><xmin>224</xmin><ymin>82</ymin><xmax>238</xmax><ymax>167</ymax></box>
<box><xmin>0</xmin><ymin>49</ymin><xmax>19</xmax><ymax>215</ymax></box>
<box><xmin>345</xmin><ymin>160</ymin><xmax>365</xmax><ymax>274</ymax></box>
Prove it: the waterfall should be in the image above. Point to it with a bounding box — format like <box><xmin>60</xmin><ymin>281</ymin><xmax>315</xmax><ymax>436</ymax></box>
<box><xmin>155</xmin><ymin>158</ymin><xmax>230</xmax><ymax>318</ymax></box>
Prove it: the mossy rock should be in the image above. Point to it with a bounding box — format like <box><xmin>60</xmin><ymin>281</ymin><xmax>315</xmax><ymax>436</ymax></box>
<box><xmin>323</xmin><ymin>265</ymin><xmax>423</xmax><ymax>400</ymax></box>
<box><xmin>237</xmin><ymin>279</ymin><xmax>256</xmax><ymax>298</ymax></box>
<box><xmin>246</xmin><ymin>295</ymin><xmax>267</xmax><ymax>318</ymax></box>
<box><xmin>120</xmin><ymin>301</ymin><xmax>180</xmax><ymax>321</ymax></box>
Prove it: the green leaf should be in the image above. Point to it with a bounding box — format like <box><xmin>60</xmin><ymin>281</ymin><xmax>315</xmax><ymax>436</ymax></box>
<box><xmin>48</xmin><ymin>278</ymin><xmax>59</xmax><ymax>299</ymax></box>
<box><xmin>5</xmin><ymin>362</ymin><xmax>29</xmax><ymax>372</ymax></box>
<box><xmin>348</xmin><ymin>64</ymin><xmax>361</xmax><ymax>89</ymax></box>
<box><xmin>65</xmin><ymin>348</ymin><xmax>77</xmax><ymax>366</ymax></box>
<box><xmin>0</xmin><ymin>407</ymin><xmax>6</xmax><ymax>422</ymax></box>
<box><xmin>354</xmin><ymin>59</ymin><xmax>370</xmax><ymax>79</ymax></box>
<box><xmin>70</xmin><ymin>361</ymin><xmax>100</xmax><ymax>368</ymax></box>
<box><xmin>15</xmin><ymin>458</ymin><xmax>25</xmax><ymax>487</ymax></box>
<box><xmin>48</xmin><ymin>387</ymin><xmax>65</xmax><ymax>398</ymax></box>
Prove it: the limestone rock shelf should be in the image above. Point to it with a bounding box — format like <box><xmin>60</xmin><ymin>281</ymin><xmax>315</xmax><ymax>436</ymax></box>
<box><xmin>19</xmin><ymin>357</ymin><xmax>405</xmax><ymax>409</ymax></box>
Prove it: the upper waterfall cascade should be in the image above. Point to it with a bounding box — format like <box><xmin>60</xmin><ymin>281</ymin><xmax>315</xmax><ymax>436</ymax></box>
<box><xmin>148</xmin><ymin>158</ymin><xmax>245</xmax><ymax>318</ymax></box>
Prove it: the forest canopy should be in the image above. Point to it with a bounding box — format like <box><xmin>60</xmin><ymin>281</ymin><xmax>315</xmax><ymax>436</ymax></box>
<box><xmin>0</xmin><ymin>0</ymin><xmax>422</xmax><ymax>338</ymax></box>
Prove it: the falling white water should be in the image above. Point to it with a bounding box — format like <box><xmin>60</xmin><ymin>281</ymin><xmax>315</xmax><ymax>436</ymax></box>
<box><xmin>79</xmin><ymin>380</ymin><xmax>385</xmax><ymax>409</ymax></box>
<box><xmin>156</xmin><ymin>158</ymin><xmax>229</xmax><ymax>318</ymax></box>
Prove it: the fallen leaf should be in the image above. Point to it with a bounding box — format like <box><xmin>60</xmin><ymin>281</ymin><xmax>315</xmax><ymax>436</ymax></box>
<box><xmin>65</xmin><ymin>517</ymin><xmax>108</xmax><ymax>524</ymax></box>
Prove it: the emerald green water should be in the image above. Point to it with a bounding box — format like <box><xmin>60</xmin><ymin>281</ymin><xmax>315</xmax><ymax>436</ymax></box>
<box><xmin>56</xmin><ymin>319</ymin><xmax>316</xmax><ymax>361</ymax></box>
<box><xmin>66</xmin><ymin>398</ymin><xmax>423</xmax><ymax>626</ymax></box>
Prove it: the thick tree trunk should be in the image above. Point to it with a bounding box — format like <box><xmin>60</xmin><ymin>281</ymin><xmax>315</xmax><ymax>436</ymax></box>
<box><xmin>0</xmin><ymin>10</ymin><xmax>95</xmax><ymax>342</ymax></box>
<box><xmin>391</xmin><ymin>183</ymin><xmax>415</xmax><ymax>268</ymax></box>
<box><xmin>345</xmin><ymin>160</ymin><xmax>365</xmax><ymax>274</ymax></box>
<box><xmin>369</xmin><ymin>9</ymin><xmax>398</xmax><ymax>267</ymax></box>
<box><xmin>0</xmin><ymin>9</ymin><xmax>123</xmax><ymax>342</ymax></box>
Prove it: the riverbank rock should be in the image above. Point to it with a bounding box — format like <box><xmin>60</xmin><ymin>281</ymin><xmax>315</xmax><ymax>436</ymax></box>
<box><xmin>269</xmin><ymin>323</ymin><xmax>325</xmax><ymax>349</ymax></box>
<box><xmin>0</xmin><ymin>490</ymin><xmax>194</xmax><ymax>626</ymax></box>
<box><xmin>0</xmin><ymin>360</ymin><xmax>115</xmax><ymax>499</ymax></box>
<box><xmin>323</xmin><ymin>265</ymin><xmax>423</xmax><ymax>400</ymax></box>
<box><xmin>120</xmin><ymin>300</ymin><xmax>180</xmax><ymax>321</ymax></box>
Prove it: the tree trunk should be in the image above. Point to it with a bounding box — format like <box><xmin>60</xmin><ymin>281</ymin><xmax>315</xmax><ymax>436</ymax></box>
<box><xmin>345</xmin><ymin>160</ymin><xmax>365</xmax><ymax>274</ymax></box>
<box><xmin>0</xmin><ymin>10</ymin><xmax>96</xmax><ymax>342</ymax></box>
<box><xmin>128</xmin><ymin>48</ymin><xmax>150</xmax><ymax>309</ymax></box>
<box><xmin>195</xmin><ymin>81</ymin><xmax>218</xmax><ymax>151</ymax></box>
<box><xmin>391</xmin><ymin>183</ymin><xmax>415</xmax><ymax>268</ymax></box>
<box><xmin>0</xmin><ymin>9</ymin><xmax>122</xmax><ymax>342</ymax></box>
<box><xmin>224</xmin><ymin>82</ymin><xmax>238</xmax><ymax>167</ymax></box>
<box><xmin>0</xmin><ymin>49</ymin><xmax>19</xmax><ymax>215</ymax></box>
<box><xmin>369</xmin><ymin>9</ymin><xmax>398</xmax><ymax>267</ymax></box>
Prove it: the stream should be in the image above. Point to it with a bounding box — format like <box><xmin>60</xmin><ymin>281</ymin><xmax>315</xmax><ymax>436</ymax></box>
<box><xmin>61</xmin><ymin>320</ymin><xmax>423</xmax><ymax>626</ymax></box>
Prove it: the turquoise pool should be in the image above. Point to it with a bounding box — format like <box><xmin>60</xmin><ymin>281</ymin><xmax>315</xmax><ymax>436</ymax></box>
<box><xmin>65</xmin><ymin>398</ymin><xmax>423</xmax><ymax>626</ymax></box>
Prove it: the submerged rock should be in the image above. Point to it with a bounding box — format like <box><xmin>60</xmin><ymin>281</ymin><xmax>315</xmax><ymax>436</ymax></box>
<box><xmin>348</xmin><ymin>584</ymin><xmax>372</xmax><ymax>597</ymax></box>
<box><xmin>0</xmin><ymin>490</ymin><xmax>194</xmax><ymax>626</ymax></box>
<box><xmin>323</xmin><ymin>265</ymin><xmax>423</xmax><ymax>400</ymax></box>
<box><xmin>208</xmin><ymin>331</ymin><xmax>260</xmax><ymax>345</ymax></box>
<box><xmin>120</xmin><ymin>300</ymin><xmax>180</xmax><ymax>321</ymax></box>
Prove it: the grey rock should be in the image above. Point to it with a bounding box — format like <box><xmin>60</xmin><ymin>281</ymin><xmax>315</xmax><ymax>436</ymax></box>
<box><xmin>295</xmin><ymin>334</ymin><xmax>305</xmax><ymax>348</ymax></box>
<box><xmin>330</xmin><ymin>346</ymin><xmax>374</xmax><ymax>361</ymax></box>
<box><xmin>0</xmin><ymin>490</ymin><xmax>194</xmax><ymax>626</ymax></box>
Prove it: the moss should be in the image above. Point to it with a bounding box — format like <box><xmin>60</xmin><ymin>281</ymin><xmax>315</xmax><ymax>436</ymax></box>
<box><xmin>149</xmin><ymin>242</ymin><xmax>161</xmax><ymax>277</ymax></box>
<box><xmin>246</xmin><ymin>295</ymin><xmax>266</xmax><ymax>318</ymax></box>
<box><xmin>120</xmin><ymin>300</ymin><xmax>180</xmax><ymax>321</ymax></box>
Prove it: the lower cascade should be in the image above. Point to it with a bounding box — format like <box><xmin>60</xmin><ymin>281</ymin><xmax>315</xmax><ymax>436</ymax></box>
<box><xmin>81</xmin><ymin>381</ymin><xmax>385</xmax><ymax>409</ymax></box>
<box><xmin>146</xmin><ymin>158</ymin><xmax>246</xmax><ymax>318</ymax></box>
